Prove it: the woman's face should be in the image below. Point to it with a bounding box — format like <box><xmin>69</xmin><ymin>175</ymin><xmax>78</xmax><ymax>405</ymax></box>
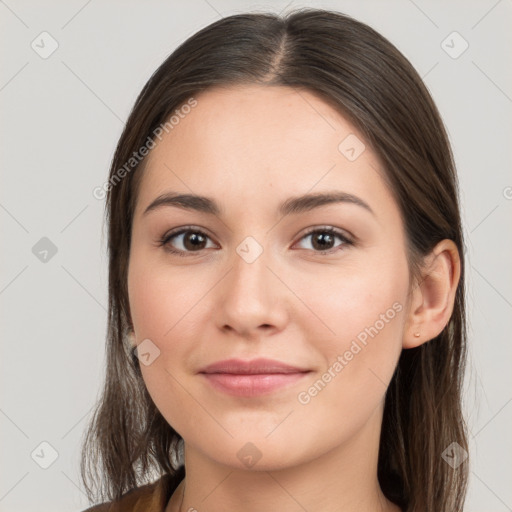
<box><xmin>128</xmin><ymin>85</ymin><xmax>411</xmax><ymax>470</ymax></box>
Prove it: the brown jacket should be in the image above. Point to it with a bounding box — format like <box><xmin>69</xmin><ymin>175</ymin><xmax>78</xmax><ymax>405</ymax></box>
<box><xmin>82</xmin><ymin>474</ymin><xmax>181</xmax><ymax>512</ymax></box>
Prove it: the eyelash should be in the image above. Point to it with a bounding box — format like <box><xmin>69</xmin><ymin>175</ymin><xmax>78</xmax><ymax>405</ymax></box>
<box><xmin>158</xmin><ymin>225</ymin><xmax>354</xmax><ymax>258</ymax></box>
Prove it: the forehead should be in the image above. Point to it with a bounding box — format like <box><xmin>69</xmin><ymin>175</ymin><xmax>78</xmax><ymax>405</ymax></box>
<box><xmin>133</xmin><ymin>85</ymin><xmax>395</xmax><ymax>223</ymax></box>
<box><xmin>146</xmin><ymin>85</ymin><xmax>363</xmax><ymax>169</ymax></box>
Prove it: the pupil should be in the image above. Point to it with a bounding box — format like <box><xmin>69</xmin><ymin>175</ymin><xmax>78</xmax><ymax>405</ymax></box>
<box><xmin>313</xmin><ymin>232</ymin><xmax>333</xmax><ymax>250</ymax></box>
<box><xmin>185</xmin><ymin>232</ymin><xmax>205</xmax><ymax>250</ymax></box>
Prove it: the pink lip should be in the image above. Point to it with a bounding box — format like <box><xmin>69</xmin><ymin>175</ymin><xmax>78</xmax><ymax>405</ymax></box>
<box><xmin>199</xmin><ymin>358</ymin><xmax>311</xmax><ymax>397</ymax></box>
<box><xmin>199</xmin><ymin>357</ymin><xmax>308</xmax><ymax>374</ymax></box>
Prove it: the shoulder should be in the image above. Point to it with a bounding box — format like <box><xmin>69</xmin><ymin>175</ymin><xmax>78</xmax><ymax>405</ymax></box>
<box><xmin>81</xmin><ymin>473</ymin><xmax>180</xmax><ymax>512</ymax></box>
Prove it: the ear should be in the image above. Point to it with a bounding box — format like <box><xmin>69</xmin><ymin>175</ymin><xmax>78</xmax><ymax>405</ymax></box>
<box><xmin>125</xmin><ymin>329</ymin><xmax>137</xmax><ymax>348</ymax></box>
<box><xmin>403</xmin><ymin>239</ymin><xmax>461</xmax><ymax>349</ymax></box>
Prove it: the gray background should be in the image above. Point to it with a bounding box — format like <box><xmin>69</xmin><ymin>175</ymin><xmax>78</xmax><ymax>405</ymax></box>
<box><xmin>1</xmin><ymin>0</ymin><xmax>511</xmax><ymax>510</ymax></box>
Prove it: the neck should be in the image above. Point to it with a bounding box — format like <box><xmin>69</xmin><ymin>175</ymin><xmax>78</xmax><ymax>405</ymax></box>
<box><xmin>167</xmin><ymin>403</ymin><xmax>401</xmax><ymax>512</ymax></box>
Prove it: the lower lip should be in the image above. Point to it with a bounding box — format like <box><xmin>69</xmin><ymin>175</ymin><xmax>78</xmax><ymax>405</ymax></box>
<box><xmin>200</xmin><ymin>372</ymin><xmax>310</xmax><ymax>397</ymax></box>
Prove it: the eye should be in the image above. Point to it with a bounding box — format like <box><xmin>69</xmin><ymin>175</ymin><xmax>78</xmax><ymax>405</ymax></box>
<box><xmin>158</xmin><ymin>225</ymin><xmax>353</xmax><ymax>257</ymax></box>
<box><xmin>158</xmin><ymin>226</ymin><xmax>217</xmax><ymax>257</ymax></box>
<box><xmin>293</xmin><ymin>226</ymin><xmax>353</xmax><ymax>255</ymax></box>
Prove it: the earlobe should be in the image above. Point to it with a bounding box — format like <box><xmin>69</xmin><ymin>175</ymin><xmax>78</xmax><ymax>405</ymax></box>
<box><xmin>126</xmin><ymin>329</ymin><xmax>137</xmax><ymax>348</ymax></box>
<box><xmin>403</xmin><ymin>239</ymin><xmax>461</xmax><ymax>349</ymax></box>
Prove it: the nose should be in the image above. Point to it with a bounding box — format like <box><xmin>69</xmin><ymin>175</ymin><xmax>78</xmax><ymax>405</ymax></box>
<box><xmin>214</xmin><ymin>242</ymin><xmax>289</xmax><ymax>339</ymax></box>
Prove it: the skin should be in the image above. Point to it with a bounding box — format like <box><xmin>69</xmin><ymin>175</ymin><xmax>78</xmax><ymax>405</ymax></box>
<box><xmin>127</xmin><ymin>85</ymin><xmax>461</xmax><ymax>512</ymax></box>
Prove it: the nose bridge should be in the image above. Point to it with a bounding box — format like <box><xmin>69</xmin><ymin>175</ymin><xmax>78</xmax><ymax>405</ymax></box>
<box><xmin>228</xmin><ymin>234</ymin><xmax>272</xmax><ymax>303</ymax></box>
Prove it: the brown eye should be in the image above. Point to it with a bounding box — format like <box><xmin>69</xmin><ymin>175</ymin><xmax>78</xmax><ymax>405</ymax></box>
<box><xmin>159</xmin><ymin>228</ymin><xmax>216</xmax><ymax>256</ymax></box>
<box><xmin>159</xmin><ymin>225</ymin><xmax>353</xmax><ymax>258</ymax></box>
<box><xmin>295</xmin><ymin>227</ymin><xmax>353</xmax><ymax>254</ymax></box>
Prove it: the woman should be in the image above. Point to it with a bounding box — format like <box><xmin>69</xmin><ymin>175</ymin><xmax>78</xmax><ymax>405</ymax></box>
<box><xmin>81</xmin><ymin>8</ymin><xmax>469</xmax><ymax>512</ymax></box>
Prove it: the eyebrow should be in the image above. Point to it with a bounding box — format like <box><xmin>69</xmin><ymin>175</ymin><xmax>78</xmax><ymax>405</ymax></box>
<box><xmin>142</xmin><ymin>191</ymin><xmax>375</xmax><ymax>218</ymax></box>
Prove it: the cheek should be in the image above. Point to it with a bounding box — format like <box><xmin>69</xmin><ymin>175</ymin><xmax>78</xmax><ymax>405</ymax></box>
<box><xmin>128</xmin><ymin>265</ymin><xmax>196</xmax><ymax>434</ymax></box>
<box><xmin>127</xmin><ymin>256</ymin><xmax>213</xmax><ymax>431</ymax></box>
<box><xmin>127</xmin><ymin>252</ymin><xmax>204</xmax><ymax>338</ymax></box>
<box><xmin>291</xmin><ymin>254</ymin><xmax>407</xmax><ymax>348</ymax></box>
<box><xmin>291</xmin><ymin>256</ymin><xmax>407</xmax><ymax>408</ymax></box>
<box><xmin>290</xmin><ymin>281</ymin><xmax>405</xmax><ymax>452</ymax></box>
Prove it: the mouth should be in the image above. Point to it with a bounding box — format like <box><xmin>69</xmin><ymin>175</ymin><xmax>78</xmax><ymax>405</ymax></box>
<box><xmin>198</xmin><ymin>358</ymin><xmax>312</xmax><ymax>397</ymax></box>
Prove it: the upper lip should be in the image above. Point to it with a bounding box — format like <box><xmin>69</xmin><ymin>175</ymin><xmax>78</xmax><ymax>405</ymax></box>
<box><xmin>199</xmin><ymin>358</ymin><xmax>310</xmax><ymax>375</ymax></box>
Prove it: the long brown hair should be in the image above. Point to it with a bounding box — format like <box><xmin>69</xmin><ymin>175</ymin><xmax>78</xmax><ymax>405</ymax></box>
<box><xmin>81</xmin><ymin>8</ymin><xmax>469</xmax><ymax>511</ymax></box>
